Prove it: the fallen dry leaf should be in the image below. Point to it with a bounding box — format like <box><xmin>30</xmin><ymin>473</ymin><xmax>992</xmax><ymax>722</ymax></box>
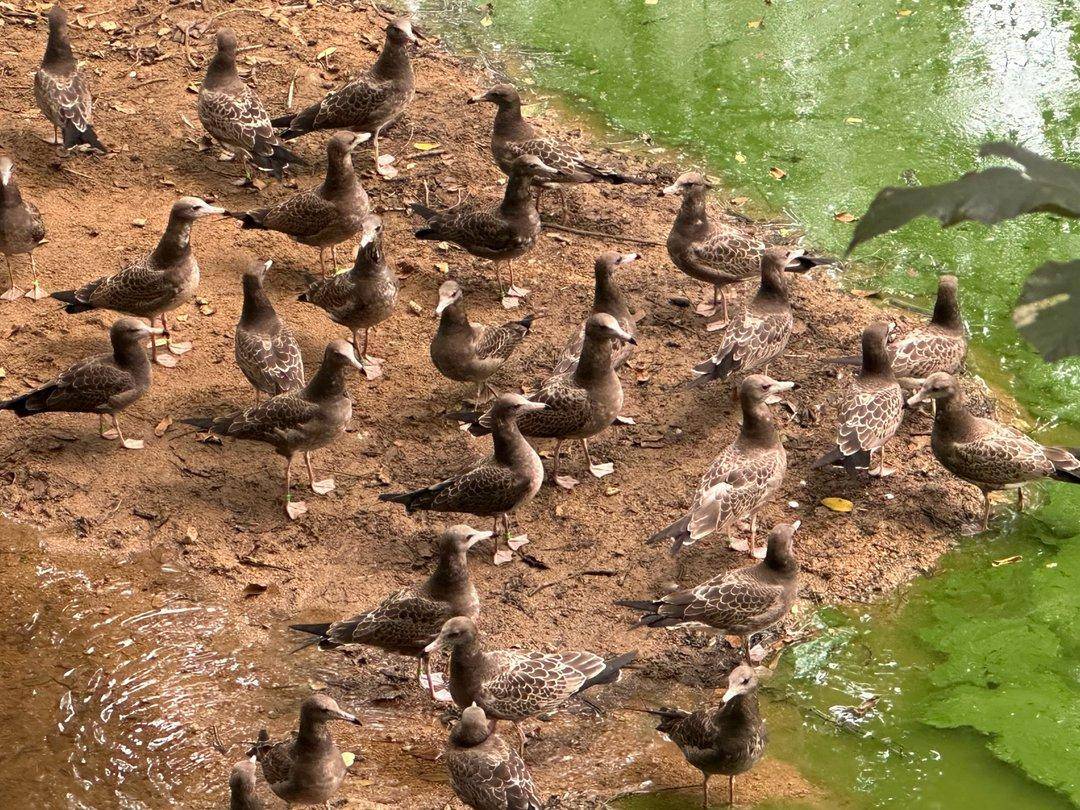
<box><xmin>242</xmin><ymin>582</ymin><xmax>268</xmax><ymax>598</ymax></box>
<box><xmin>730</xmin><ymin>196</ymin><xmax>750</xmax><ymax>205</ymax></box>
<box><xmin>407</xmin><ymin>300</ymin><xmax>423</xmax><ymax>315</ymax></box>
<box><xmin>413</xmin><ymin>141</ymin><xmax>440</xmax><ymax>151</ymax></box>
<box><xmin>154</xmin><ymin>417</ymin><xmax>172</xmax><ymax>437</ymax></box>
<box><xmin>834</xmin><ymin>211</ymin><xmax>858</xmax><ymax>223</ymax></box>
<box><xmin>821</xmin><ymin>497</ymin><xmax>854</xmax><ymax>513</ymax></box>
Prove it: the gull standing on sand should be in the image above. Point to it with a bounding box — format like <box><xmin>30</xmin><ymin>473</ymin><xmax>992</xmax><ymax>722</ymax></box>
<box><xmin>35</xmin><ymin>5</ymin><xmax>106</xmax><ymax>153</ymax></box>
<box><xmin>0</xmin><ymin>318</ymin><xmax>160</xmax><ymax>448</ymax></box>
<box><xmin>51</xmin><ymin>197</ymin><xmax>224</xmax><ymax>367</ymax></box>
<box><xmin>812</xmin><ymin>321</ymin><xmax>904</xmax><ymax>477</ymax></box>
<box><xmin>456</xmin><ymin>313</ymin><xmax>636</xmax><ymax>483</ymax></box>
<box><xmin>289</xmin><ymin>524</ymin><xmax>491</xmax><ymax>698</ymax></box>
<box><xmin>226</xmin><ymin>131</ymin><xmax>372</xmax><ymax>275</ymax></box>
<box><xmin>619</xmin><ymin>522</ymin><xmax>800</xmax><ymax>662</ymax></box>
<box><xmin>410</xmin><ymin>155</ymin><xmax>562</xmax><ymax>293</ymax></box>
<box><xmin>444</xmin><ymin>704</ymin><xmax>543</xmax><ymax>810</ymax></box>
<box><xmin>298</xmin><ymin>214</ymin><xmax>397</xmax><ymax>377</ymax></box>
<box><xmin>642</xmin><ymin>664</ymin><xmax>767</xmax><ymax>809</ymax></box>
<box><xmin>661</xmin><ymin>172</ymin><xmax>829</xmax><ymax>322</ymax></box>
<box><xmin>688</xmin><ymin>247</ymin><xmax>808</xmax><ymax>388</ymax></box>
<box><xmin>228</xmin><ymin>759</ymin><xmax>264</xmax><ymax>810</ymax></box>
<box><xmin>0</xmin><ymin>156</ymin><xmax>46</xmax><ymax>302</ymax></box>
<box><xmin>379</xmin><ymin>394</ymin><xmax>546</xmax><ymax>555</ymax></box>
<box><xmin>651</xmin><ymin>375</ymin><xmax>793</xmax><ymax>559</ymax></box>
<box><xmin>273</xmin><ymin>18</ymin><xmax>417</xmax><ymax>166</ymax></box>
<box><xmin>198</xmin><ymin>29</ymin><xmax>304</xmax><ymax>182</ymax></box>
<box><xmin>234</xmin><ymin>259</ymin><xmax>305</xmax><ymax>399</ymax></box>
<box><xmin>182</xmin><ymin>340</ymin><xmax>363</xmax><ymax>517</ymax></box>
<box><xmin>553</xmin><ymin>252</ymin><xmax>639</xmax><ymax>375</ymax></box>
<box><xmin>909</xmin><ymin>372</ymin><xmax>1080</xmax><ymax>530</ymax></box>
<box><xmin>425</xmin><ymin>616</ymin><xmax>637</xmax><ymax>748</ymax></box>
<box><xmin>249</xmin><ymin>694</ymin><xmax>361</xmax><ymax>806</ymax></box>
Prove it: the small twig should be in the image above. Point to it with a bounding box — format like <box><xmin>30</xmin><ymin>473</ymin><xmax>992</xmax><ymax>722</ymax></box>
<box><xmin>405</xmin><ymin>148</ymin><xmax>446</xmax><ymax>160</ymax></box>
<box><xmin>132</xmin><ymin>77</ymin><xmax>169</xmax><ymax>89</ymax></box>
<box><xmin>541</xmin><ymin>220</ymin><xmax>665</xmax><ymax>247</ymax></box>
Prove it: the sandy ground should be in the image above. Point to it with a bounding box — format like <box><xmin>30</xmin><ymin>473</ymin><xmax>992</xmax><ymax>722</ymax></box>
<box><xmin>0</xmin><ymin>1</ymin><xmax>1000</xmax><ymax>807</ymax></box>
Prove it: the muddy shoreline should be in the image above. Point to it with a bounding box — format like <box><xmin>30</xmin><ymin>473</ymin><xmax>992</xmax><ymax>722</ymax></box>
<box><xmin>0</xmin><ymin>1</ymin><xmax>1001</xmax><ymax>806</ymax></box>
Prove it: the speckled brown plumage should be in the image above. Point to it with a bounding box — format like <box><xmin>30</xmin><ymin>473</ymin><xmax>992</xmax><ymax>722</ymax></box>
<box><xmin>813</xmin><ymin>321</ymin><xmax>904</xmax><ymax>476</ymax></box>
<box><xmin>235</xmin><ymin>260</ymin><xmax>304</xmax><ymax>397</ymax></box>
<box><xmin>198</xmin><ymin>29</ymin><xmax>302</xmax><ymax>179</ymax></box>
<box><xmin>249</xmin><ymin>694</ymin><xmax>360</xmax><ymax>806</ymax></box>
<box><xmin>227</xmin><ymin>131</ymin><xmax>370</xmax><ymax>273</ymax></box>
<box><xmin>645</xmin><ymin>664</ymin><xmax>767</xmax><ymax>808</ymax></box>
<box><xmin>426</xmin><ymin>617</ymin><xmax>637</xmax><ymax>736</ymax></box>
<box><xmin>273</xmin><ymin>18</ymin><xmax>417</xmax><ymax>163</ymax></box>
<box><xmin>0</xmin><ymin>157</ymin><xmax>46</xmax><ymax>297</ymax></box>
<box><xmin>690</xmin><ymin>247</ymin><xmax>803</xmax><ymax>387</ymax></box>
<box><xmin>379</xmin><ymin>394</ymin><xmax>545</xmax><ymax>525</ymax></box>
<box><xmin>0</xmin><ymin>318</ymin><xmax>155</xmax><ymax>434</ymax></box>
<box><xmin>298</xmin><ymin>214</ymin><xmax>396</xmax><ymax>357</ymax></box>
<box><xmin>470</xmin><ymin>84</ymin><xmax>648</xmax><ymax>188</ymax></box>
<box><xmin>444</xmin><ymin>705</ymin><xmax>543</xmax><ymax>810</ymax></box>
<box><xmin>619</xmin><ymin>522</ymin><xmax>799</xmax><ymax>661</ymax></box>
<box><xmin>35</xmin><ymin>5</ymin><xmax>105</xmax><ymax>152</ymax></box>
<box><xmin>910</xmin><ymin>372</ymin><xmax>1080</xmax><ymax>529</ymax></box>
<box><xmin>553</xmin><ymin>252</ymin><xmax>638</xmax><ymax>376</ymax></box>
<box><xmin>289</xmin><ymin>525</ymin><xmax>488</xmax><ymax>694</ymax></box>
<box><xmin>430</xmin><ymin>280</ymin><xmax>533</xmax><ymax>400</ymax></box>
<box><xmin>651</xmin><ymin>375</ymin><xmax>792</xmax><ymax>557</ymax></box>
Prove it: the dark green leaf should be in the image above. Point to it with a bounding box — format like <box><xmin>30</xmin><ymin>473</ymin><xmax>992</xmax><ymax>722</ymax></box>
<box><xmin>847</xmin><ymin>142</ymin><xmax>1080</xmax><ymax>254</ymax></box>
<box><xmin>1014</xmin><ymin>260</ymin><xmax>1080</xmax><ymax>362</ymax></box>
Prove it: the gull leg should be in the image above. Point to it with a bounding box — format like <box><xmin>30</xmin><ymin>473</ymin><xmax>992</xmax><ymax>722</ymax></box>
<box><xmin>111</xmin><ymin>415</ymin><xmax>128</xmax><ymax>446</ymax></box>
<box><xmin>318</xmin><ymin>248</ymin><xmax>326</xmax><ymax>276</ymax></box>
<box><xmin>748</xmin><ymin>514</ymin><xmax>759</xmax><ymax>559</ymax></box>
<box><xmin>701</xmin><ymin>774</ymin><xmax>709</xmax><ymax>809</ymax></box>
<box><xmin>741</xmin><ymin>634</ymin><xmax>752</xmax><ymax>664</ymax></box>
<box><xmin>372</xmin><ymin>126</ymin><xmax>382</xmax><ymax>165</ymax></box>
<box><xmin>580</xmin><ymin>438</ymin><xmax>595</xmax><ymax>468</ymax></box>
<box><xmin>515</xmin><ymin>722</ymin><xmax>527</xmax><ymax>752</ymax></box>
<box><xmin>352</xmin><ymin>329</ymin><xmax>362</xmax><ymax>356</ymax></box>
<box><xmin>720</xmin><ymin>287</ymin><xmax>728</xmax><ymax>323</ymax></box>
<box><xmin>493</xmin><ymin>261</ymin><xmax>506</xmax><ymax>294</ymax></box>
<box><xmin>362</xmin><ymin>328</ymin><xmax>371</xmax><ymax>359</ymax></box>
<box><xmin>421</xmin><ymin>655</ymin><xmax>436</xmax><ymax>700</ymax></box>
<box><xmin>284</xmin><ymin>454</ymin><xmax>294</xmax><ymax>508</ymax></box>
<box><xmin>553</xmin><ymin>440</ymin><xmax>563</xmax><ymax>480</ymax></box>
<box><xmin>1017</xmin><ymin>486</ymin><xmax>1025</xmax><ymax>513</ymax></box>
<box><xmin>331</xmin><ymin>245</ymin><xmax>339</xmax><ymax>272</ymax></box>
<box><xmin>981</xmin><ymin>488</ymin><xmax>991</xmax><ymax>531</ymax></box>
<box><xmin>305</xmin><ymin>451</ymin><xmax>317</xmax><ymax>490</ymax></box>
<box><xmin>2</xmin><ymin>256</ymin><xmax>15</xmax><ymax>300</ymax></box>
<box><xmin>507</xmin><ymin>260</ymin><xmax>516</xmax><ymax>289</ymax></box>
<box><xmin>729</xmin><ymin>774</ymin><xmax>735</xmax><ymax>805</ymax></box>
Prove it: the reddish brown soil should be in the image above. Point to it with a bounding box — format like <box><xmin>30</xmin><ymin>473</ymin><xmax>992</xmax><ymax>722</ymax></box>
<box><xmin>0</xmin><ymin>2</ymin><xmax>997</xmax><ymax>807</ymax></box>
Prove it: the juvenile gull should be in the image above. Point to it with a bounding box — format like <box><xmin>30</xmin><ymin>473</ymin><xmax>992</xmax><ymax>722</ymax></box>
<box><xmin>182</xmin><ymin>340</ymin><xmax>363</xmax><ymax>515</ymax></box>
<box><xmin>830</xmin><ymin>274</ymin><xmax>966</xmax><ymax>383</ymax></box>
<box><xmin>650</xmin><ymin>375</ymin><xmax>793</xmax><ymax>558</ymax></box>
<box><xmin>619</xmin><ymin>521</ymin><xmax>799</xmax><ymax>662</ymax></box>
<box><xmin>444</xmin><ymin>704</ymin><xmax>543</xmax><ymax>810</ymax></box>
<box><xmin>909</xmin><ymin>372</ymin><xmax>1080</xmax><ymax>530</ymax></box>
<box><xmin>198</xmin><ymin>29</ymin><xmax>304</xmax><ymax>181</ymax></box>
<box><xmin>228</xmin><ymin>759</ymin><xmax>264</xmax><ymax>810</ymax></box>
<box><xmin>249</xmin><ymin>694</ymin><xmax>360</xmax><ymax>806</ymax></box>
<box><xmin>227</xmin><ymin>131</ymin><xmax>371</xmax><ymax>275</ymax></box>
<box><xmin>35</xmin><ymin>5</ymin><xmax>105</xmax><ymax>152</ymax></box>
<box><xmin>689</xmin><ymin>246</ymin><xmax>807</xmax><ymax>388</ymax></box>
<box><xmin>425</xmin><ymin>616</ymin><xmax>637</xmax><ymax>747</ymax></box>
<box><xmin>469</xmin><ymin>83</ymin><xmax>649</xmax><ymax>202</ymax></box>
<box><xmin>298</xmin><ymin>214</ymin><xmax>397</xmax><ymax>372</ymax></box>
<box><xmin>379</xmin><ymin>393</ymin><xmax>546</xmax><ymax>551</ymax></box>
<box><xmin>642</xmin><ymin>664</ymin><xmax>767</xmax><ymax>808</ymax></box>
<box><xmin>0</xmin><ymin>156</ymin><xmax>46</xmax><ymax>301</ymax></box>
<box><xmin>0</xmin><ymin>318</ymin><xmax>160</xmax><ymax>448</ymax></box>
<box><xmin>553</xmin><ymin>252</ymin><xmax>638</xmax><ymax>376</ymax></box>
<box><xmin>430</xmin><ymin>279</ymin><xmax>534</xmax><ymax>404</ymax></box>
<box><xmin>290</xmin><ymin>524</ymin><xmax>491</xmax><ymax>698</ymax></box>
<box><xmin>51</xmin><ymin>197</ymin><xmax>224</xmax><ymax>366</ymax></box>
<box><xmin>235</xmin><ymin>259</ymin><xmax>304</xmax><ymax>399</ymax></box>
<box><xmin>661</xmin><ymin>172</ymin><xmax>829</xmax><ymax>322</ymax></box>
<box><xmin>457</xmin><ymin>313</ymin><xmax>636</xmax><ymax>481</ymax></box>
<box><xmin>273</xmin><ymin>18</ymin><xmax>417</xmax><ymax>164</ymax></box>
<box><xmin>812</xmin><ymin>321</ymin><xmax>904</xmax><ymax>477</ymax></box>
<box><xmin>409</xmin><ymin>155</ymin><xmax>561</xmax><ymax>291</ymax></box>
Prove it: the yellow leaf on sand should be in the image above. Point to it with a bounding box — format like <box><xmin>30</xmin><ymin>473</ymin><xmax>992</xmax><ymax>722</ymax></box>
<box><xmin>822</xmin><ymin>497</ymin><xmax>854</xmax><ymax>513</ymax></box>
<box><xmin>413</xmin><ymin>142</ymin><xmax>439</xmax><ymax>151</ymax></box>
<box><xmin>316</xmin><ymin>46</ymin><xmax>337</xmax><ymax>60</ymax></box>
<box><xmin>341</xmin><ymin>751</ymin><xmax>356</xmax><ymax>767</ymax></box>
<box><xmin>834</xmin><ymin>211</ymin><xmax>858</xmax><ymax>223</ymax></box>
<box><xmin>769</xmin><ymin>166</ymin><xmax>787</xmax><ymax>180</ymax></box>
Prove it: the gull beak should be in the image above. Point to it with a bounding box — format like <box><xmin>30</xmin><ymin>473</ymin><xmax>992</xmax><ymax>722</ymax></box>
<box><xmin>404</xmin><ymin>23</ymin><xmax>418</xmax><ymax>43</ymax></box>
<box><xmin>198</xmin><ymin>204</ymin><xmax>227</xmax><ymax>218</ymax></box>
<box><xmin>660</xmin><ymin>182</ymin><xmax>681</xmax><ymax>196</ymax></box>
<box><xmin>784</xmin><ymin>250</ymin><xmax>809</xmax><ymax>272</ymax></box>
<box><xmin>535</xmin><ymin>159</ymin><xmax>560</xmax><ymax>178</ymax></box>
<box><xmin>618</xmin><ymin>253</ymin><xmax>640</xmax><ymax>264</ymax></box>
<box><xmin>0</xmin><ymin>167</ymin><xmax>10</xmax><ymax>186</ymax></box>
<box><xmin>263</xmin><ymin>260</ymin><xmax>273</xmax><ymax>272</ymax></box>
<box><xmin>721</xmin><ymin>685</ymin><xmax>741</xmax><ymax>704</ymax></box>
<box><xmin>465</xmin><ymin>529</ymin><xmax>494</xmax><ymax>549</ymax></box>
<box><xmin>423</xmin><ymin>636</ymin><xmax>445</xmax><ymax>655</ymax></box>
<box><xmin>435</xmin><ymin>294</ymin><xmax>454</xmax><ymax>315</ymax></box>
<box><xmin>467</xmin><ymin>92</ymin><xmax>488</xmax><ymax>104</ymax></box>
<box><xmin>613</xmin><ymin>325</ymin><xmax>637</xmax><ymax>345</ymax></box>
<box><xmin>791</xmin><ymin>519</ymin><xmax>801</xmax><ymax>532</ymax></box>
<box><xmin>350</xmin><ymin>132</ymin><xmax>373</xmax><ymax>149</ymax></box>
<box><xmin>359</xmin><ymin>227</ymin><xmax>378</xmax><ymax>248</ymax></box>
<box><xmin>333</xmin><ymin>708</ymin><xmax>362</xmax><ymax>726</ymax></box>
<box><xmin>141</xmin><ymin>325</ymin><xmax>166</xmax><ymax>336</ymax></box>
<box><xmin>907</xmin><ymin>389</ymin><xmax>929</xmax><ymax>407</ymax></box>
<box><xmin>765</xmin><ymin>380</ymin><xmax>795</xmax><ymax>404</ymax></box>
<box><xmin>521</xmin><ymin>401</ymin><xmax>547</xmax><ymax>413</ymax></box>
<box><xmin>343</xmin><ymin>345</ymin><xmax>365</xmax><ymax>370</ymax></box>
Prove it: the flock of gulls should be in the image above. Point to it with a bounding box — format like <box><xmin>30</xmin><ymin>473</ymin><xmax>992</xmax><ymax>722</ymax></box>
<box><xmin>2</xmin><ymin>7</ymin><xmax>1080</xmax><ymax>810</ymax></box>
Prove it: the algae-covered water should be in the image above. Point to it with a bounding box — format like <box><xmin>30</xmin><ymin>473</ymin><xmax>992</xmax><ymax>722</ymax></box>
<box><xmin>415</xmin><ymin>0</ymin><xmax>1080</xmax><ymax>806</ymax></box>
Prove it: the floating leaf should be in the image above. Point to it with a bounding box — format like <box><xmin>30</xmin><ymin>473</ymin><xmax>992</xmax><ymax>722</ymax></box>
<box><xmin>822</xmin><ymin>497</ymin><xmax>854</xmax><ymax>513</ymax></box>
<box><xmin>734</xmin><ymin>151</ymin><xmax>747</xmax><ymax>164</ymax></box>
<box><xmin>747</xmin><ymin>18</ymin><xmax>762</xmax><ymax>28</ymax></box>
<box><xmin>834</xmin><ymin>211</ymin><xmax>858</xmax><ymax>223</ymax></box>
<box><xmin>480</xmin><ymin>15</ymin><xmax>493</xmax><ymax>26</ymax></box>
<box><xmin>991</xmin><ymin>555</ymin><xmax>1023</xmax><ymax>567</ymax></box>
<box><xmin>897</xmin><ymin>8</ymin><xmax>913</xmax><ymax>16</ymax></box>
<box><xmin>769</xmin><ymin>166</ymin><xmax>787</xmax><ymax>180</ymax></box>
<box><xmin>845</xmin><ymin>116</ymin><xmax>864</xmax><ymax>124</ymax></box>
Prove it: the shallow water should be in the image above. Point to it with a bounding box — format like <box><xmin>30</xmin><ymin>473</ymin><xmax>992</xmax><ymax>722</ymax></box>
<box><xmin>414</xmin><ymin>0</ymin><xmax>1080</xmax><ymax>806</ymax></box>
